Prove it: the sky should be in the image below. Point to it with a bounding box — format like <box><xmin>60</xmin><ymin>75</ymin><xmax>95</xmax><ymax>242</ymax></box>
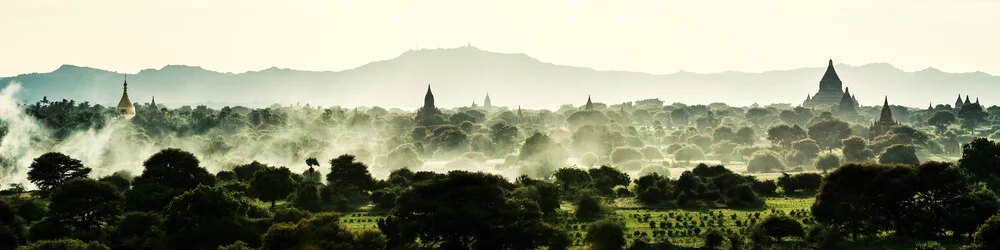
<box><xmin>2</xmin><ymin>0</ymin><xmax>999</xmax><ymax>76</ymax></box>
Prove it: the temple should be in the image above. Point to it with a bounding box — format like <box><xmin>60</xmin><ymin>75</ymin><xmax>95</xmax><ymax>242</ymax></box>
<box><xmin>955</xmin><ymin>94</ymin><xmax>964</xmax><ymax>110</ymax></box>
<box><xmin>149</xmin><ymin>96</ymin><xmax>159</xmax><ymax>115</ymax></box>
<box><xmin>804</xmin><ymin>60</ymin><xmax>854</xmax><ymax>107</ymax></box>
<box><xmin>835</xmin><ymin>87</ymin><xmax>858</xmax><ymax>120</ymax></box>
<box><xmin>116</xmin><ymin>75</ymin><xmax>136</xmax><ymax>120</ymax></box>
<box><xmin>584</xmin><ymin>96</ymin><xmax>594</xmax><ymax>110</ymax></box>
<box><xmin>415</xmin><ymin>84</ymin><xmax>442</xmax><ymax>119</ymax></box>
<box><xmin>483</xmin><ymin>92</ymin><xmax>492</xmax><ymax>111</ymax></box>
<box><xmin>868</xmin><ymin>97</ymin><xmax>899</xmax><ymax>139</ymax></box>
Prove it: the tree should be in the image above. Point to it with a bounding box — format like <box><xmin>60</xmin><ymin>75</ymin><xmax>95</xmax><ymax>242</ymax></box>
<box><xmin>746</xmin><ymin>107</ymin><xmax>774</xmax><ymax>127</ymax></box>
<box><xmin>48</xmin><ymin>179</ymin><xmax>124</xmax><ymax>234</ymax></box>
<box><xmin>292</xmin><ymin>185</ymin><xmax>323</xmax><ymax>212</ymax></box>
<box><xmin>926</xmin><ymin>111</ymin><xmax>956</xmax><ymax>134</ymax></box>
<box><xmin>841</xmin><ymin>136</ymin><xmax>874</xmax><ymax>163</ymax></box>
<box><xmin>326</xmin><ymin>154</ymin><xmax>376</xmax><ymax>191</ymax></box>
<box><xmin>609</xmin><ymin>147</ymin><xmax>643</xmax><ymax>163</ymax></box>
<box><xmin>108</xmin><ymin>212</ymin><xmax>163</xmax><ymax>249</ymax></box>
<box><xmin>127</xmin><ymin>148</ymin><xmax>215</xmax><ymax>212</ymax></box>
<box><xmin>380</xmin><ymin>171</ymin><xmax>564</xmax><ymax>249</ymax></box>
<box><xmin>553</xmin><ymin>168</ymin><xmax>593</xmax><ymax>193</ymax></box>
<box><xmin>588</xmin><ymin>166</ymin><xmax>630</xmax><ymax>196</ymax></box>
<box><xmin>808</xmin><ymin>119</ymin><xmax>852</xmax><ymax>150</ymax></box>
<box><xmin>162</xmin><ymin>186</ymin><xmax>260</xmax><ymax>249</ymax></box>
<box><xmin>233</xmin><ymin>161</ymin><xmax>268</xmax><ymax>182</ymax></box>
<box><xmin>878</xmin><ymin>144</ymin><xmax>919</xmax><ymax>165</ymax></box>
<box><xmin>766</xmin><ymin>125</ymin><xmax>807</xmax><ymax>148</ymax></box>
<box><xmin>263</xmin><ymin>212</ymin><xmax>387</xmax><ymax>250</ymax></box>
<box><xmin>734</xmin><ymin>127</ymin><xmax>756</xmax><ymax>145</ymax></box>
<box><xmin>671</xmin><ymin>108</ymin><xmax>689</xmax><ymax>125</ymax></box>
<box><xmin>585</xmin><ymin>219</ymin><xmax>626</xmax><ymax>250</ymax></box>
<box><xmin>251</xmin><ymin>166</ymin><xmax>299</xmax><ymax>207</ymax></box>
<box><xmin>576</xmin><ymin>195</ymin><xmax>607</xmax><ymax>222</ymax></box>
<box><xmin>957</xmin><ymin>138</ymin><xmax>1000</xmax><ymax>189</ymax></box>
<box><xmin>27</xmin><ymin>152</ymin><xmax>91</xmax><ymax>190</ymax></box>
<box><xmin>747</xmin><ymin>150</ymin><xmax>785</xmax><ymax>173</ymax></box>
<box><xmin>966</xmin><ymin>214</ymin><xmax>1000</xmax><ymax>250</ymax></box>
<box><xmin>0</xmin><ymin>197</ymin><xmax>27</xmax><ymax>249</ymax></box>
<box><xmin>385</xmin><ymin>145</ymin><xmax>424</xmax><ymax>170</ymax></box>
<box><xmin>674</xmin><ymin>145</ymin><xmax>705</xmax><ymax>163</ymax></box>
<box><xmin>815</xmin><ymin>153</ymin><xmax>841</xmax><ymax>172</ymax></box>
<box><xmin>489</xmin><ymin>122</ymin><xmax>519</xmax><ymax>147</ymax></box>
<box><xmin>959</xmin><ymin>104</ymin><xmax>989</xmax><ymax>132</ymax></box>
<box><xmin>519</xmin><ymin>132</ymin><xmax>567</xmax><ymax>167</ymax></box>
<box><xmin>712</xmin><ymin>126</ymin><xmax>736</xmax><ymax>143</ymax></box>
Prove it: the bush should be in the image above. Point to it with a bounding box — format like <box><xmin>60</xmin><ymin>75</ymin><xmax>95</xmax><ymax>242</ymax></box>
<box><xmin>747</xmin><ymin>150</ymin><xmax>785</xmax><ymax>173</ymax></box>
<box><xmin>878</xmin><ymin>144</ymin><xmax>920</xmax><ymax>165</ymax></box>
<box><xmin>915</xmin><ymin>241</ymin><xmax>945</xmax><ymax>250</ymax></box>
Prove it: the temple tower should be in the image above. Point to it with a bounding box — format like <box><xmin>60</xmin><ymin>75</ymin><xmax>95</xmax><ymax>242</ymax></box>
<box><xmin>869</xmin><ymin>97</ymin><xmax>899</xmax><ymax>139</ymax></box>
<box><xmin>585</xmin><ymin>96</ymin><xmax>594</xmax><ymax>110</ymax></box>
<box><xmin>483</xmin><ymin>92</ymin><xmax>492</xmax><ymax>111</ymax></box>
<box><xmin>804</xmin><ymin>60</ymin><xmax>848</xmax><ymax>107</ymax></box>
<box><xmin>116</xmin><ymin>75</ymin><xmax>136</xmax><ymax>120</ymax></box>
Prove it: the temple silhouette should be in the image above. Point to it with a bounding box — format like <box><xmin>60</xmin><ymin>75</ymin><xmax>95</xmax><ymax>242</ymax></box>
<box><xmin>803</xmin><ymin>60</ymin><xmax>858</xmax><ymax>108</ymax></box>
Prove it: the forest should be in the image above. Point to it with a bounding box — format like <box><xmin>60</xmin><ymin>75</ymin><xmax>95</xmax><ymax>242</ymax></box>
<box><xmin>2</xmin><ymin>85</ymin><xmax>1000</xmax><ymax>250</ymax></box>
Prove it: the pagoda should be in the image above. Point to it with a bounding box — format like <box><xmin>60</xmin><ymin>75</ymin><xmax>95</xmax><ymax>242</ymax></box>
<box><xmin>483</xmin><ymin>92</ymin><xmax>493</xmax><ymax>111</ymax></box>
<box><xmin>116</xmin><ymin>75</ymin><xmax>136</xmax><ymax>120</ymax></box>
<box><xmin>804</xmin><ymin>60</ymin><xmax>849</xmax><ymax>107</ymax></box>
<box><xmin>415</xmin><ymin>85</ymin><xmax>442</xmax><ymax>120</ymax></box>
<box><xmin>868</xmin><ymin>97</ymin><xmax>899</xmax><ymax>139</ymax></box>
<box><xmin>584</xmin><ymin>96</ymin><xmax>594</xmax><ymax>110</ymax></box>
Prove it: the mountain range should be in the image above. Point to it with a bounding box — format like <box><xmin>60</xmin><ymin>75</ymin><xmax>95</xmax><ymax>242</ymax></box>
<box><xmin>2</xmin><ymin>46</ymin><xmax>998</xmax><ymax>109</ymax></box>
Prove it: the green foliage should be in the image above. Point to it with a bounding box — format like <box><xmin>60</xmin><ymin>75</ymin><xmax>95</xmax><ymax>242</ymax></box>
<box><xmin>380</xmin><ymin>171</ymin><xmax>564</xmax><ymax>249</ymax></box>
<box><xmin>777</xmin><ymin>173</ymin><xmax>822</xmax><ymax>193</ymax></box>
<box><xmin>766</xmin><ymin>124</ymin><xmax>807</xmax><ymax>148</ymax></box>
<box><xmin>878</xmin><ymin>144</ymin><xmax>920</xmax><ymax>165</ymax></box>
<box><xmin>958</xmin><ymin>138</ymin><xmax>1000</xmax><ymax>191</ymax></box>
<box><xmin>755</xmin><ymin>215</ymin><xmax>804</xmax><ymax>241</ymax></box>
<box><xmin>27</xmin><ymin>152</ymin><xmax>91</xmax><ymax>190</ymax></box>
<box><xmin>519</xmin><ymin>132</ymin><xmax>568</xmax><ymax>168</ymax></box>
<box><xmin>965</xmin><ymin>214</ymin><xmax>1000</xmax><ymax>250</ymax></box>
<box><xmin>0</xmin><ymin>197</ymin><xmax>27</xmax><ymax>249</ymax></box>
<box><xmin>812</xmin><ymin>162</ymin><xmax>995</xmax><ymax>239</ymax></box>
<box><xmin>108</xmin><ymin>212</ymin><xmax>163</xmax><ymax>249</ymax></box>
<box><xmin>807</xmin><ymin>119</ymin><xmax>852</xmax><ymax>149</ymax></box>
<box><xmin>585</xmin><ymin>219</ymin><xmax>626</xmax><ymax>250</ymax></box>
<box><xmin>162</xmin><ymin>185</ymin><xmax>262</xmax><ymax>249</ymax></box>
<box><xmin>251</xmin><ymin>166</ymin><xmax>299</xmax><ymax>207</ymax></box>
<box><xmin>128</xmin><ymin>148</ymin><xmax>215</xmax><ymax>212</ymax></box>
<box><xmin>673</xmin><ymin>145</ymin><xmax>705</xmax><ymax>162</ymax></box>
<box><xmin>263</xmin><ymin>212</ymin><xmax>386</xmax><ymax>250</ymax></box>
<box><xmin>589</xmin><ymin>166</ymin><xmax>630</xmax><ymax>196</ymax></box>
<box><xmin>48</xmin><ymin>178</ymin><xmax>123</xmax><ymax>236</ymax></box>
<box><xmin>734</xmin><ymin>127</ymin><xmax>756</xmax><ymax>146</ymax></box>
<box><xmin>610</xmin><ymin>147</ymin><xmax>644</xmax><ymax>163</ymax></box>
<box><xmin>16</xmin><ymin>239</ymin><xmax>109</xmax><ymax>250</ymax></box>
<box><xmin>385</xmin><ymin>145</ymin><xmax>424</xmax><ymax>170</ymax></box>
<box><xmin>841</xmin><ymin>136</ymin><xmax>874</xmax><ymax>163</ymax></box>
<box><xmin>814</xmin><ymin>153</ymin><xmax>841</xmax><ymax>172</ymax></box>
<box><xmin>326</xmin><ymin>154</ymin><xmax>376</xmax><ymax>191</ymax></box>
<box><xmin>746</xmin><ymin>150</ymin><xmax>785</xmax><ymax>173</ymax></box>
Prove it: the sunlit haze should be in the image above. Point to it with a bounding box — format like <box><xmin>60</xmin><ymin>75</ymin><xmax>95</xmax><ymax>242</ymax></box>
<box><xmin>3</xmin><ymin>0</ymin><xmax>999</xmax><ymax>76</ymax></box>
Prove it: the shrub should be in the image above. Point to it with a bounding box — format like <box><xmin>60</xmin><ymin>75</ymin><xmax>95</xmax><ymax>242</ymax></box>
<box><xmin>640</xmin><ymin>146</ymin><xmax>664</xmax><ymax>160</ymax></box>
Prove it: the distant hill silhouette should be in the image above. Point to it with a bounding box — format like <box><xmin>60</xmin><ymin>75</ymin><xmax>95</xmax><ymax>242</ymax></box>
<box><xmin>2</xmin><ymin>46</ymin><xmax>998</xmax><ymax>109</ymax></box>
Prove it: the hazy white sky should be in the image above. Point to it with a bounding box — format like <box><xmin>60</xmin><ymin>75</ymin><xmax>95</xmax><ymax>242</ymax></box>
<box><xmin>2</xmin><ymin>0</ymin><xmax>998</xmax><ymax>76</ymax></box>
